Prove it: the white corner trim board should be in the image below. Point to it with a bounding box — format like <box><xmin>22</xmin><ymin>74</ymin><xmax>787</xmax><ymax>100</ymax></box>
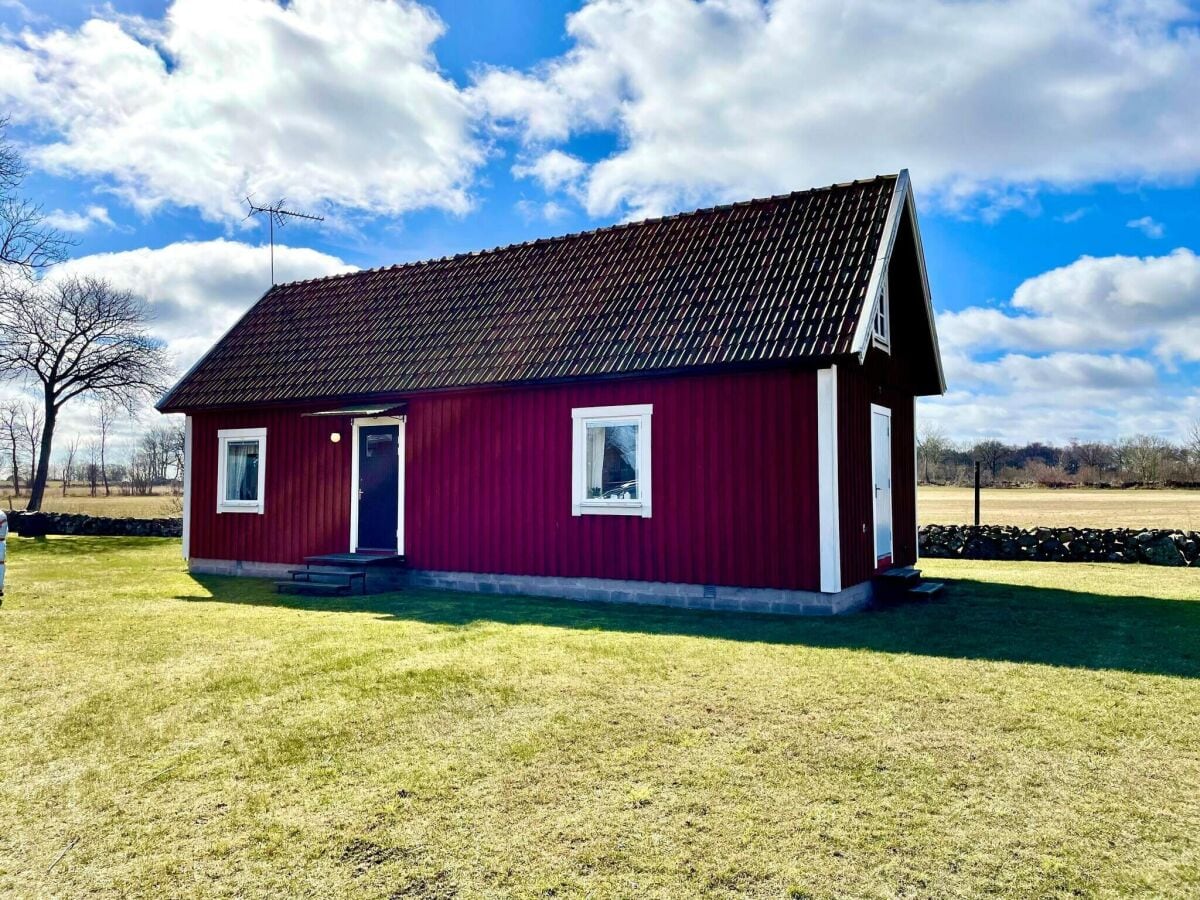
<box><xmin>182</xmin><ymin>415</ymin><xmax>192</xmax><ymax>560</ymax></box>
<box><xmin>816</xmin><ymin>367</ymin><xmax>841</xmax><ymax>593</ymax></box>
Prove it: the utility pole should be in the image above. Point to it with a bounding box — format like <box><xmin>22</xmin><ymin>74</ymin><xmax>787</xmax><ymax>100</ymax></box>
<box><xmin>244</xmin><ymin>197</ymin><xmax>324</xmax><ymax>285</ymax></box>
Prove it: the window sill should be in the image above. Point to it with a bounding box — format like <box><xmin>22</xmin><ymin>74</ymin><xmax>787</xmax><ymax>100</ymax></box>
<box><xmin>217</xmin><ymin>504</ymin><xmax>264</xmax><ymax>515</ymax></box>
<box><xmin>573</xmin><ymin>502</ymin><xmax>651</xmax><ymax>518</ymax></box>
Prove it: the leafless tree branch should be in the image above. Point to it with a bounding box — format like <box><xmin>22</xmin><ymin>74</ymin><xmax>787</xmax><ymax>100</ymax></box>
<box><xmin>0</xmin><ymin>275</ymin><xmax>174</xmax><ymax>509</ymax></box>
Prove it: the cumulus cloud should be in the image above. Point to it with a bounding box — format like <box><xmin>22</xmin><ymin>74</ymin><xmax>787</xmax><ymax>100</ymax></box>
<box><xmin>941</xmin><ymin>248</ymin><xmax>1200</xmax><ymax>362</ymax></box>
<box><xmin>512</xmin><ymin>150</ymin><xmax>587</xmax><ymax>193</ymax></box>
<box><xmin>925</xmin><ymin>248</ymin><xmax>1200</xmax><ymax>442</ymax></box>
<box><xmin>49</xmin><ymin>239</ymin><xmax>354</xmax><ymax>376</ymax></box>
<box><xmin>43</xmin><ymin>205</ymin><xmax>114</xmax><ymax>233</ymax></box>
<box><xmin>0</xmin><ymin>0</ymin><xmax>484</xmax><ymax>221</ymax></box>
<box><xmin>475</xmin><ymin>0</ymin><xmax>1200</xmax><ymax>220</ymax></box>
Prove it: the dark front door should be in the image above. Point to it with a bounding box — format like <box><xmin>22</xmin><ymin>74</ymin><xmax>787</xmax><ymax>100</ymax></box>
<box><xmin>357</xmin><ymin>424</ymin><xmax>399</xmax><ymax>551</ymax></box>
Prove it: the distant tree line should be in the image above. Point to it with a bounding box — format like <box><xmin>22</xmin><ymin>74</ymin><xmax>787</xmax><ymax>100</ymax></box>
<box><xmin>0</xmin><ymin>397</ymin><xmax>184</xmax><ymax>503</ymax></box>
<box><xmin>917</xmin><ymin>424</ymin><xmax>1200</xmax><ymax>487</ymax></box>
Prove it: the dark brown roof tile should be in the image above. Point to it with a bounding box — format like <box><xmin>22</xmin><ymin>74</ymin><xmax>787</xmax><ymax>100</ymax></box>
<box><xmin>160</xmin><ymin>174</ymin><xmax>897</xmax><ymax>410</ymax></box>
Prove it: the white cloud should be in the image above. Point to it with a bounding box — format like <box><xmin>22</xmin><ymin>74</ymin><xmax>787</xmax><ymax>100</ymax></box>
<box><xmin>3</xmin><ymin>239</ymin><xmax>353</xmax><ymax>455</ymax></box>
<box><xmin>1057</xmin><ymin>207</ymin><xmax>1093</xmax><ymax>224</ymax></box>
<box><xmin>512</xmin><ymin>150</ymin><xmax>587</xmax><ymax>193</ymax></box>
<box><xmin>939</xmin><ymin>249</ymin><xmax>1200</xmax><ymax>362</ymax></box>
<box><xmin>927</xmin><ymin>248</ymin><xmax>1200</xmax><ymax>443</ymax></box>
<box><xmin>1126</xmin><ymin>215</ymin><xmax>1165</xmax><ymax>238</ymax></box>
<box><xmin>0</xmin><ymin>0</ymin><xmax>484</xmax><ymax>221</ymax></box>
<box><xmin>49</xmin><ymin>239</ymin><xmax>354</xmax><ymax>377</ymax></box>
<box><xmin>475</xmin><ymin>0</ymin><xmax>1200</xmax><ymax>220</ymax></box>
<box><xmin>43</xmin><ymin>205</ymin><xmax>114</xmax><ymax>233</ymax></box>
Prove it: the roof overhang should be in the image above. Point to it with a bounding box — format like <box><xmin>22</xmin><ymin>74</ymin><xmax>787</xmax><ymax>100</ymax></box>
<box><xmin>301</xmin><ymin>403</ymin><xmax>408</xmax><ymax>418</ymax></box>
<box><xmin>849</xmin><ymin>169</ymin><xmax>947</xmax><ymax>395</ymax></box>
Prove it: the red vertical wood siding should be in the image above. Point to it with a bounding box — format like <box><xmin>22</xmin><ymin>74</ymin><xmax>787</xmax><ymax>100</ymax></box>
<box><xmin>189</xmin><ymin>368</ymin><xmax>823</xmax><ymax>592</ymax></box>
<box><xmin>837</xmin><ymin>363</ymin><xmax>918</xmax><ymax>587</ymax></box>
<box><xmin>190</xmin><ymin>407</ymin><xmax>354</xmax><ymax>565</ymax></box>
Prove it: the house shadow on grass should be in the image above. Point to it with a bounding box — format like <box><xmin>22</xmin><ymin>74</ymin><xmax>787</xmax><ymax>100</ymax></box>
<box><xmin>177</xmin><ymin>574</ymin><xmax>1200</xmax><ymax>679</ymax></box>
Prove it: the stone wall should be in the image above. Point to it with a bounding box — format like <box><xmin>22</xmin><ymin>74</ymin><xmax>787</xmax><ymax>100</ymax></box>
<box><xmin>5</xmin><ymin>511</ymin><xmax>182</xmax><ymax>538</ymax></box>
<box><xmin>920</xmin><ymin>524</ymin><xmax>1198</xmax><ymax>567</ymax></box>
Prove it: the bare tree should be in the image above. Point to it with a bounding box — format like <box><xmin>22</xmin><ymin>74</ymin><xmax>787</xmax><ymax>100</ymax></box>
<box><xmin>96</xmin><ymin>398</ymin><xmax>118</xmax><ymax>496</ymax></box>
<box><xmin>971</xmin><ymin>439</ymin><xmax>1009</xmax><ymax>482</ymax></box>
<box><xmin>59</xmin><ymin>434</ymin><xmax>81</xmax><ymax>496</ymax></box>
<box><xmin>916</xmin><ymin>424</ymin><xmax>951</xmax><ymax>484</ymax></box>
<box><xmin>19</xmin><ymin>400</ymin><xmax>41</xmax><ymax>488</ymax></box>
<box><xmin>0</xmin><ymin>118</ymin><xmax>71</xmax><ymax>275</ymax></box>
<box><xmin>0</xmin><ymin>401</ymin><xmax>22</xmax><ymax>496</ymax></box>
<box><xmin>1119</xmin><ymin>434</ymin><xmax>1172</xmax><ymax>484</ymax></box>
<box><xmin>84</xmin><ymin>441</ymin><xmax>100</xmax><ymax>496</ymax></box>
<box><xmin>164</xmin><ymin>417</ymin><xmax>185</xmax><ymax>491</ymax></box>
<box><xmin>0</xmin><ymin>276</ymin><xmax>173</xmax><ymax>510</ymax></box>
<box><xmin>1188</xmin><ymin>420</ymin><xmax>1200</xmax><ymax>480</ymax></box>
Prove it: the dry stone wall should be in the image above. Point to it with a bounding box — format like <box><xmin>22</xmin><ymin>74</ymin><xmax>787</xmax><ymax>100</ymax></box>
<box><xmin>920</xmin><ymin>524</ymin><xmax>1198</xmax><ymax>567</ymax></box>
<box><xmin>7</xmin><ymin>511</ymin><xmax>182</xmax><ymax>538</ymax></box>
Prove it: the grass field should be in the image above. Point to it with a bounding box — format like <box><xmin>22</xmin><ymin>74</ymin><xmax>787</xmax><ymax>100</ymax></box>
<box><xmin>1</xmin><ymin>486</ymin><xmax>177</xmax><ymax>518</ymax></box>
<box><xmin>5</xmin><ymin>484</ymin><xmax>1198</xmax><ymax>530</ymax></box>
<box><xmin>919</xmin><ymin>484</ymin><xmax>1200</xmax><ymax>530</ymax></box>
<box><xmin>1</xmin><ymin>538</ymin><xmax>1197</xmax><ymax>897</ymax></box>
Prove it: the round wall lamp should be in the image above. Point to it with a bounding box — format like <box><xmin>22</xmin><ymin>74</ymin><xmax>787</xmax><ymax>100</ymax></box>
<box><xmin>330</xmin><ymin>432</ymin><xmax>342</xmax><ymax>443</ymax></box>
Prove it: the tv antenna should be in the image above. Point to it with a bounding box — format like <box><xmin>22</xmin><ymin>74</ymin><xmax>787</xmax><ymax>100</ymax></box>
<box><xmin>244</xmin><ymin>196</ymin><xmax>325</xmax><ymax>284</ymax></box>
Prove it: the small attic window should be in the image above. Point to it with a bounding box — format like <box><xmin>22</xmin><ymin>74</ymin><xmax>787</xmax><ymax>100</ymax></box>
<box><xmin>872</xmin><ymin>284</ymin><xmax>891</xmax><ymax>351</ymax></box>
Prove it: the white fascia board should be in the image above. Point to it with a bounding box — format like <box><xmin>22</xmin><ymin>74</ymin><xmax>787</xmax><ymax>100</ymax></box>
<box><xmin>850</xmin><ymin>170</ymin><xmax>909</xmax><ymax>360</ymax></box>
<box><xmin>850</xmin><ymin>169</ymin><xmax>947</xmax><ymax>395</ymax></box>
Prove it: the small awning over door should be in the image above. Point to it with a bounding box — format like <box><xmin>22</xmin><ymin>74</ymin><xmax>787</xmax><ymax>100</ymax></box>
<box><xmin>302</xmin><ymin>403</ymin><xmax>407</xmax><ymax>418</ymax></box>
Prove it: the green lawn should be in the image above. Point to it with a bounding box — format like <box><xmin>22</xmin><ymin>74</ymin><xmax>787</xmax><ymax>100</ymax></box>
<box><xmin>1</xmin><ymin>539</ymin><xmax>1198</xmax><ymax>898</ymax></box>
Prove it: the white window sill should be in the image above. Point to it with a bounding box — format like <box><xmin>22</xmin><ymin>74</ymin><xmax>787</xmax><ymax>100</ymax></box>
<box><xmin>573</xmin><ymin>502</ymin><xmax>650</xmax><ymax>518</ymax></box>
<box><xmin>217</xmin><ymin>503</ymin><xmax>264</xmax><ymax>515</ymax></box>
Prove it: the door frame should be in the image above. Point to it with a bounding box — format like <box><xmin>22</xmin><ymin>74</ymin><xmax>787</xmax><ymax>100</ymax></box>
<box><xmin>349</xmin><ymin>415</ymin><xmax>405</xmax><ymax>554</ymax></box>
<box><xmin>869</xmin><ymin>403</ymin><xmax>893</xmax><ymax>564</ymax></box>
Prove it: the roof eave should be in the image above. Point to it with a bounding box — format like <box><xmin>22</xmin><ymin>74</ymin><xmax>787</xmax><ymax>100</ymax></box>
<box><xmin>155</xmin><ymin>284</ymin><xmax>277</xmax><ymax>414</ymax></box>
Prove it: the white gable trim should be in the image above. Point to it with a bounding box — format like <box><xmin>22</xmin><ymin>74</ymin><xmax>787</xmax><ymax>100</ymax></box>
<box><xmin>849</xmin><ymin>169</ymin><xmax>947</xmax><ymax>394</ymax></box>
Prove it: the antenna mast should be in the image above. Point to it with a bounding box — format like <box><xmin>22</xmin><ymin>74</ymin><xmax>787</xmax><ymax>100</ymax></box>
<box><xmin>244</xmin><ymin>197</ymin><xmax>325</xmax><ymax>284</ymax></box>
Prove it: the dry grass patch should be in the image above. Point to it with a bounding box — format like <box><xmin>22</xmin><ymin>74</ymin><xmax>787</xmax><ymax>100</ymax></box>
<box><xmin>919</xmin><ymin>484</ymin><xmax>1200</xmax><ymax>530</ymax></box>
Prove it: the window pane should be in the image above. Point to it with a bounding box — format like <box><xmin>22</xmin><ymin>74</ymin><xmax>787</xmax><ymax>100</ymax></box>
<box><xmin>225</xmin><ymin>439</ymin><xmax>260</xmax><ymax>501</ymax></box>
<box><xmin>585</xmin><ymin>422</ymin><xmax>638</xmax><ymax>500</ymax></box>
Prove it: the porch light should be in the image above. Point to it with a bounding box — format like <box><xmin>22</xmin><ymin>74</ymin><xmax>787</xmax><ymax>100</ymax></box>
<box><xmin>330</xmin><ymin>432</ymin><xmax>342</xmax><ymax>443</ymax></box>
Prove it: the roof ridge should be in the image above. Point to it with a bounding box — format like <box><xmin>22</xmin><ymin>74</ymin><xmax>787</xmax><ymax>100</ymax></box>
<box><xmin>277</xmin><ymin>173</ymin><xmax>901</xmax><ymax>289</ymax></box>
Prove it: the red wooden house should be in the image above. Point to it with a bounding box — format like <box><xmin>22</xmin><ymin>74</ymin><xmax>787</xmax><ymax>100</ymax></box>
<box><xmin>159</xmin><ymin>171</ymin><xmax>945</xmax><ymax>614</ymax></box>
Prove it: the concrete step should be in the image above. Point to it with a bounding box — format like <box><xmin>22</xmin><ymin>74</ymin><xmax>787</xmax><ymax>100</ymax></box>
<box><xmin>908</xmin><ymin>581</ymin><xmax>944</xmax><ymax>599</ymax></box>
<box><xmin>275</xmin><ymin>580</ymin><xmax>350</xmax><ymax>597</ymax></box>
<box><xmin>288</xmin><ymin>567</ymin><xmax>366</xmax><ymax>587</ymax></box>
<box><xmin>304</xmin><ymin>552</ymin><xmax>407</xmax><ymax>569</ymax></box>
<box><xmin>877</xmin><ymin>566</ymin><xmax>921</xmax><ymax>585</ymax></box>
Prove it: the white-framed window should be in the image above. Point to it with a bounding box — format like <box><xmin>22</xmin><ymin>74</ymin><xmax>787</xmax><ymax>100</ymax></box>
<box><xmin>571</xmin><ymin>404</ymin><xmax>652</xmax><ymax>517</ymax></box>
<box><xmin>216</xmin><ymin>427</ymin><xmax>266</xmax><ymax>514</ymax></box>
<box><xmin>872</xmin><ymin>283</ymin><xmax>891</xmax><ymax>350</ymax></box>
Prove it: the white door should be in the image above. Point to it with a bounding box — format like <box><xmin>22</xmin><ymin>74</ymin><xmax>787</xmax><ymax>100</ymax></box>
<box><xmin>871</xmin><ymin>405</ymin><xmax>893</xmax><ymax>564</ymax></box>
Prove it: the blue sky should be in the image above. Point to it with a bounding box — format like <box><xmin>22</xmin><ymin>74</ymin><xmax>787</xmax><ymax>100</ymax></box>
<box><xmin>2</xmin><ymin>0</ymin><xmax>1199</xmax><ymax>444</ymax></box>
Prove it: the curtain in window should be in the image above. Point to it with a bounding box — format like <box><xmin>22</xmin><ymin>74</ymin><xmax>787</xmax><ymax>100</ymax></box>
<box><xmin>225</xmin><ymin>440</ymin><xmax>259</xmax><ymax>501</ymax></box>
<box><xmin>586</xmin><ymin>425</ymin><xmax>606</xmax><ymax>498</ymax></box>
<box><xmin>585</xmin><ymin>423</ymin><xmax>638</xmax><ymax>499</ymax></box>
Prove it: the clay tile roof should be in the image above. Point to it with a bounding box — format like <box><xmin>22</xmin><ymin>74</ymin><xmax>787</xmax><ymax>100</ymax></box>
<box><xmin>159</xmin><ymin>174</ymin><xmax>898</xmax><ymax>411</ymax></box>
